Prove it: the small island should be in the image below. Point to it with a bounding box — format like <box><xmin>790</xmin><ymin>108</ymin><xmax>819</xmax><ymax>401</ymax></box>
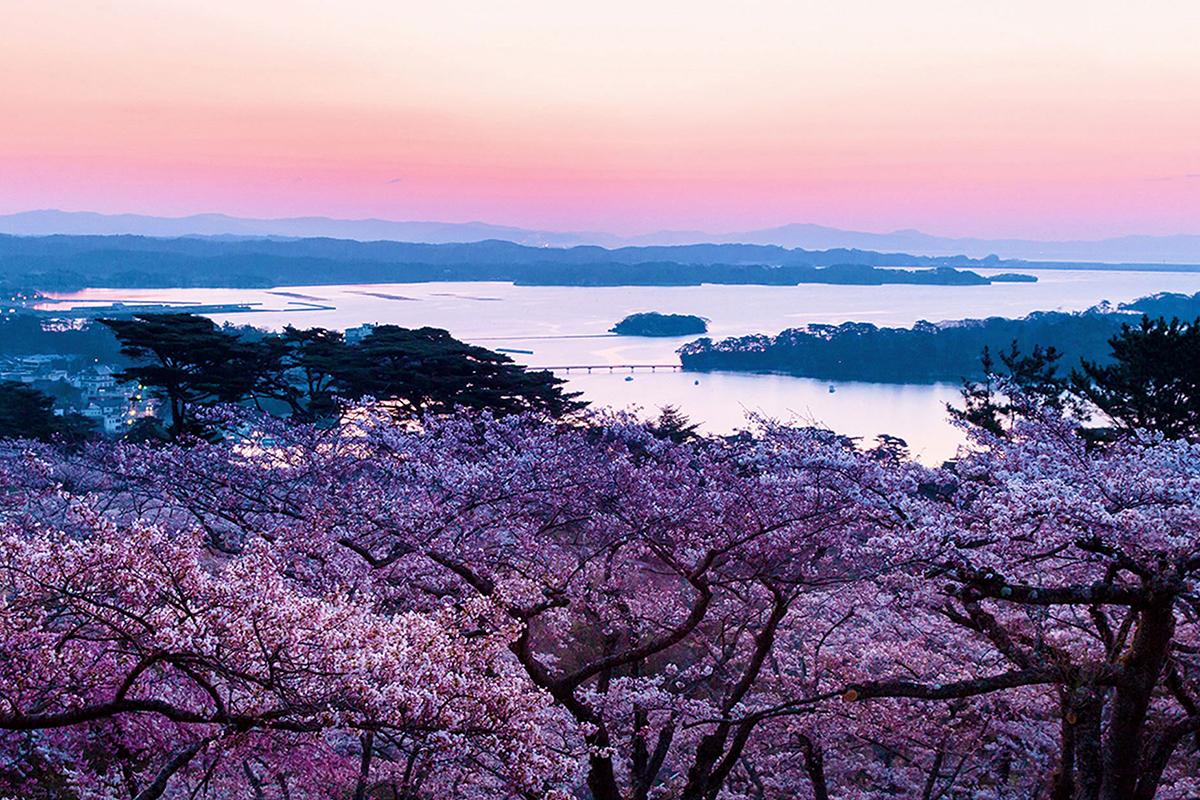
<box><xmin>987</xmin><ymin>273</ymin><xmax>1039</xmax><ymax>283</ymax></box>
<box><xmin>610</xmin><ymin>312</ymin><xmax>709</xmax><ymax>337</ymax></box>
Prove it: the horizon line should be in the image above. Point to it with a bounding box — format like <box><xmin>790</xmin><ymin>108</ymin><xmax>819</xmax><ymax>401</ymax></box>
<box><xmin>4</xmin><ymin>207</ymin><xmax>1200</xmax><ymax>245</ymax></box>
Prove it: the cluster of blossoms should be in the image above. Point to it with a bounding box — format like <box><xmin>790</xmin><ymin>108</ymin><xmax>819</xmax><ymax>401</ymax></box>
<box><xmin>0</xmin><ymin>404</ymin><xmax>1197</xmax><ymax>799</ymax></box>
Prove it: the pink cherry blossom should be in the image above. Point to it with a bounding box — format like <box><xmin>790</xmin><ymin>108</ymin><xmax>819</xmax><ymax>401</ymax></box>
<box><xmin>1</xmin><ymin>404</ymin><xmax>1197</xmax><ymax>798</ymax></box>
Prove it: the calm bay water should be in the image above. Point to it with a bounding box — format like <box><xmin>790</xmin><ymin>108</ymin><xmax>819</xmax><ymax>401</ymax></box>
<box><xmin>44</xmin><ymin>268</ymin><xmax>1200</xmax><ymax>462</ymax></box>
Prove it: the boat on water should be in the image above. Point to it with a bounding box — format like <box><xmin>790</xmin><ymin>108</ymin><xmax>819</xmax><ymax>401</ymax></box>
<box><xmin>828</xmin><ymin>384</ymin><xmax>836</xmax><ymax>393</ymax></box>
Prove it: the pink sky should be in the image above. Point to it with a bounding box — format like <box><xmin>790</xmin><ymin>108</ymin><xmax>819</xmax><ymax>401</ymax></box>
<box><xmin>3</xmin><ymin>1</ymin><xmax>1199</xmax><ymax>238</ymax></box>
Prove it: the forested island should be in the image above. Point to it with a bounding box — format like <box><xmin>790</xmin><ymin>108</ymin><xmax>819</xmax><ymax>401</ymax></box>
<box><xmin>0</xmin><ymin>234</ymin><xmax>1042</xmax><ymax>290</ymax></box>
<box><xmin>679</xmin><ymin>291</ymin><xmax>1200</xmax><ymax>382</ymax></box>
<box><xmin>610</xmin><ymin>312</ymin><xmax>709</xmax><ymax>336</ymax></box>
<box><xmin>514</xmin><ymin>263</ymin><xmax>1005</xmax><ymax>287</ymax></box>
<box><xmin>987</xmin><ymin>272</ymin><xmax>1039</xmax><ymax>282</ymax></box>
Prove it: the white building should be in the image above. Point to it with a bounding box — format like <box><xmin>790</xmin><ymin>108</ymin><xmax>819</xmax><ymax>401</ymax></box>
<box><xmin>76</xmin><ymin>365</ymin><xmax>117</xmax><ymax>396</ymax></box>
<box><xmin>345</xmin><ymin>323</ymin><xmax>376</xmax><ymax>343</ymax></box>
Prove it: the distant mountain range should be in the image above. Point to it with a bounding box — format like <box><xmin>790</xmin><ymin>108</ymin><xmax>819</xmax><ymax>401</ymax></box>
<box><xmin>3</xmin><ymin>209</ymin><xmax>1200</xmax><ymax>264</ymax></box>
<box><xmin>0</xmin><ymin>210</ymin><xmax>605</xmax><ymax>248</ymax></box>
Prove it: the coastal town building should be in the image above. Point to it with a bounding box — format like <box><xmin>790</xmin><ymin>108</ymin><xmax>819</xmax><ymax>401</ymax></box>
<box><xmin>0</xmin><ymin>356</ymin><xmax>157</xmax><ymax>435</ymax></box>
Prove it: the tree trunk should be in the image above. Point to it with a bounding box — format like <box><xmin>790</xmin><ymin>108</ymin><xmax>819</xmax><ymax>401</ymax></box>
<box><xmin>1071</xmin><ymin>689</ymin><xmax>1103</xmax><ymax>800</ymax></box>
<box><xmin>353</xmin><ymin>731</ymin><xmax>375</xmax><ymax>800</ymax></box>
<box><xmin>1098</xmin><ymin>601</ymin><xmax>1175</xmax><ymax>800</ymax></box>
<box><xmin>797</xmin><ymin>734</ymin><xmax>830</xmax><ymax>800</ymax></box>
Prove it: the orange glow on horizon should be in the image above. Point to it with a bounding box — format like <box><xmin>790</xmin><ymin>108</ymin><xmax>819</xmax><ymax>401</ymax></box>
<box><xmin>2</xmin><ymin>1</ymin><xmax>1198</xmax><ymax>238</ymax></box>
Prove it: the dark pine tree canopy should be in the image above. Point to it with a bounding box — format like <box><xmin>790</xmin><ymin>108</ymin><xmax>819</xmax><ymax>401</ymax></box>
<box><xmin>334</xmin><ymin>325</ymin><xmax>583</xmax><ymax>418</ymax></box>
<box><xmin>945</xmin><ymin>315</ymin><xmax>1200</xmax><ymax>443</ymax></box>
<box><xmin>97</xmin><ymin>314</ymin><xmax>584</xmax><ymax>438</ymax></box>
<box><xmin>1073</xmin><ymin>315</ymin><xmax>1200</xmax><ymax>440</ymax></box>
<box><xmin>100</xmin><ymin>314</ymin><xmax>263</xmax><ymax>436</ymax></box>
<box><xmin>950</xmin><ymin>341</ymin><xmax>1067</xmax><ymax>437</ymax></box>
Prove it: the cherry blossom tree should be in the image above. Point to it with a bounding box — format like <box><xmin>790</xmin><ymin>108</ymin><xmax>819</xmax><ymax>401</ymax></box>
<box><xmin>832</xmin><ymin>412</ymin><xmax>1200</xmax><ymax>800</ymax></box>
<box><xmin>0</xmin><ymin>446</ymin><xmax>573</xmax><ymax>799</ymax></box>
<box><xmin>2</xmin><ymin>404</ymin><xmax>1198</xmax><ymax>799</ymax></box>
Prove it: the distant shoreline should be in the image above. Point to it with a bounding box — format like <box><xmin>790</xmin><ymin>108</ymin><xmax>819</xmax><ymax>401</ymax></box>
<box><xmin>31</xmin><ymin>300</ymin><xmax>336</xmax><ymax>317</ymax></box>
<box><xmin>13</xmin><ymin>233</ymin><xmax>1200</xmax><ymax>296</ymax></box>
<box><xmin>0</xmin><ymin>232</ymin><xmax>1092</xmax><ymax>293</ymax></box>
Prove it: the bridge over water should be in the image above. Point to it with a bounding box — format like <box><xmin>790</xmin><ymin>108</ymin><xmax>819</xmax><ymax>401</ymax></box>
<box><xmin>537</xmin><ymin>364</ymin><xmax>683</xmax><ymax>374</ymax></box>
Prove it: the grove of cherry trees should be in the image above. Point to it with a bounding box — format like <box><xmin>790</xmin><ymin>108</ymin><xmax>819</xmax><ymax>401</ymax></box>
<box><xmin>1</xmin><ymin>404</ymin><xmax>1198</xmax><ymax>799</ymax></box>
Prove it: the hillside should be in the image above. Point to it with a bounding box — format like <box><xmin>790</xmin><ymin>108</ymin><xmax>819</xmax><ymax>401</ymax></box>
<box><xmin>0</xmin><ymin>234</ymin><xmax>1030</xmax><ymax>290</ymax></box>
<box><xmin>679</xmin><ymin>291</ymin><xmax>1200</xmax><ymax>383</ymax></box>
